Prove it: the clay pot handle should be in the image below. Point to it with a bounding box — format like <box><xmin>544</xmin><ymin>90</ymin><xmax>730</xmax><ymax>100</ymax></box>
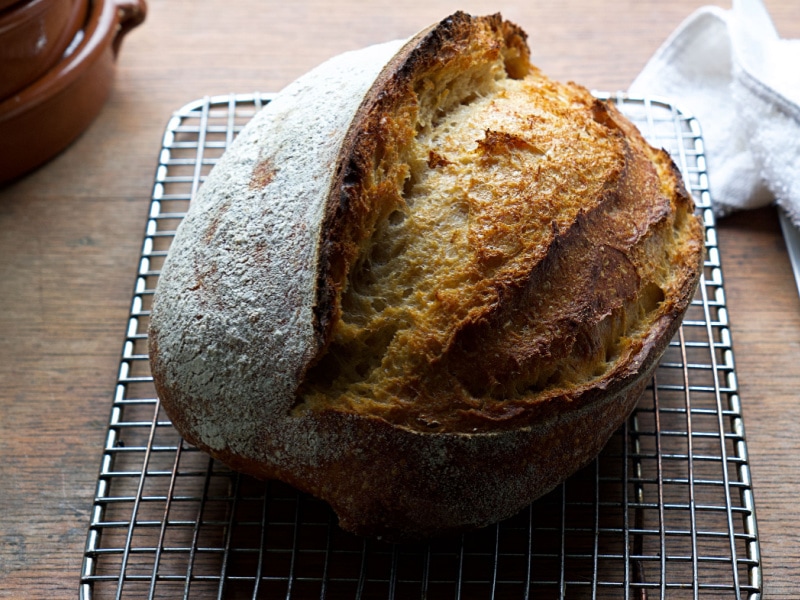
<box><xmin>112</xmin><ymin>0</ymin><xmax>147</xmax><ymax>57</ymax></box>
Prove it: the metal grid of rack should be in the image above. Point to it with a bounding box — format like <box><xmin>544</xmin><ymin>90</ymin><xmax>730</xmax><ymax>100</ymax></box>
<box><xmin>80</xmin><ymin>93</ymin><xmax>761</xmax><ymax>599</ymax></box>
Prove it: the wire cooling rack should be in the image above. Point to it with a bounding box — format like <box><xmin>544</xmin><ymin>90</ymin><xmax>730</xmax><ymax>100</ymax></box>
<box><xmin>80</xmin><ymin>93</ymin><xmax>761</xmax><ymax>599</ymax></box>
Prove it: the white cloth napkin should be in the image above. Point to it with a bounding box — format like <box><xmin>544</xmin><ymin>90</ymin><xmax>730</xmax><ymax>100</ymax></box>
<box><xmin>629</xmin><ymin>0</ymin><xmax>800</xmax><ymax>226</ymax></box>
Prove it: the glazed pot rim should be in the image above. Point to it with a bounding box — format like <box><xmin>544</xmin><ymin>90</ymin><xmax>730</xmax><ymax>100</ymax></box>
<box><xmin>0</xmin><ymin>0</ymin><xmax>128</xmax><ymax>121</ymax></box>
<box><xmin>0</xmin><ymin>0</ymin><xmax>78</xmax><ymax>31</ymax></box>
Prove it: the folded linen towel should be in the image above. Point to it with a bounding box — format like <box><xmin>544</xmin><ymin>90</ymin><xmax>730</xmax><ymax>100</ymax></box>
<box><xmin>629</xmin><ymin>0</ymin><xmax>800</xmax><ymax>226</ymax></box>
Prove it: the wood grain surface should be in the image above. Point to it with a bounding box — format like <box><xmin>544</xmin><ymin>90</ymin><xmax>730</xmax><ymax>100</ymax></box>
<box><xmin>1</xmin><ymin>1</ymin><xmax>798</xmax><ymax>597</ymax></box>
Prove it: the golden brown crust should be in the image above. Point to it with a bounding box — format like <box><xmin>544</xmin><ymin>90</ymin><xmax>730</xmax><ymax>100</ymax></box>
<box><xmin>303</xmin><ymin>15</ymin><xmax>703</xmax><ymax>431</ymax></box>
<box><xmin>313</xmin><ymin>13</ymin><xmax>527</xmax><ymax>353</ymax></box>
<box><xmin>149</xmin><ymin>12</ymin><xmax>704</xmax><ymax>540</ymax></box>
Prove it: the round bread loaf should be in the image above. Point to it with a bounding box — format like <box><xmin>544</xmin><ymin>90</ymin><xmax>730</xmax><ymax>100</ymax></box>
<box><xmin>149</xmin><ymin>12</ymin><xmax>705</xmax><ymax>540</ymax></box>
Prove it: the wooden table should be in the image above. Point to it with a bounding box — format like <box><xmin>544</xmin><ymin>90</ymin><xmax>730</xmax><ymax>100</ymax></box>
<box><xmin>1</xmin><ymin>0</ymin><xmax>798</xmax><ymax>597</ymax></box>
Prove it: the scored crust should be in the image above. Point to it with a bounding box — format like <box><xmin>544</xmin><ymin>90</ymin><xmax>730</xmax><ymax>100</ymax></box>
<box><xmin>149</xmin><ymin>12</ymin><xmax>705</xmax><ymax>539</ymax></box>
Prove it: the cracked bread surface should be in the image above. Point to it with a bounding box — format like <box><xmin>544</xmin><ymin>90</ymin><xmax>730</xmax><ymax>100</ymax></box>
<box><xmin>149</xmin><ymin>12</ymin><xmax>704</xmax><ymax>539</ymax></box>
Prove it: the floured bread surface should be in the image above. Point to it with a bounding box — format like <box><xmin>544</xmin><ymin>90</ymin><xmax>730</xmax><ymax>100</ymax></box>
<box><xmin>149</xmin><ymin>12</ymin><xmax>704</xmax><ymax>539</ymax></box>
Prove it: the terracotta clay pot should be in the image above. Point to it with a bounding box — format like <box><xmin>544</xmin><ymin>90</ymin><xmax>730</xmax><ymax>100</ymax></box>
<box><xmin>0</xmin><ymin>0</ymin><xmax>146</xmax><ymax>185</ymax></box>
<box><xmin>0</xmin><ymin>0</ymin><xmax>89</xmax><ymax>101</ymax></box>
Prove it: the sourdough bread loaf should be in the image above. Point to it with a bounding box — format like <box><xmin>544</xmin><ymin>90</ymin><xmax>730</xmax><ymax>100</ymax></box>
<box><xmin>149</xmin><ymin>12</ymin><xmax>705</xmax><ymax>539</ymax></box>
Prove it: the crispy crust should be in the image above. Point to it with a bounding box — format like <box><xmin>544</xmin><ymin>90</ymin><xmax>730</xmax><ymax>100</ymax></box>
<box><xmin>313</xmin><ymin>13</ymin><xmax>529</xmax><ymax>354</ymax></box>
<box><xmin>149</xmin><ymin>12</ymin><xmax>704</xmax><ymax>540</ymax></box>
